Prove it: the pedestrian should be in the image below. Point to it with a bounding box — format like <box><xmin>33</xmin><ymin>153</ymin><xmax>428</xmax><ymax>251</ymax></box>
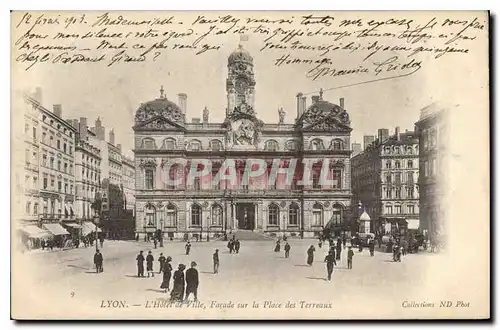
<box><xmin>342</xmin><ymin>235</ymin><xmax>346</xmax><ymax>248</ymax></box>
<box><xmin>154</xmin><ymin>238</ymin><xmax>158</xmax><ymax>249</ymax></box>
<box><xmin>41</xmin><ymin>239</ymin><xmax>46</xmax><ymax>250</ymax></box>
<box><xmin>284</xmin><ymin>242</ymin><xmax>291</xmax><ymax>258</ymax></box>
<box><xmin>307</xmin><ymin>245</ymin><xmax>316</xmax><ymax>266</ymax></box>
<box><xmin>227</xmin><ymin>239</ymin><xmax>234</xmax><ymax>254</ymax></box>
<box><xmin>136</xmin><ymin>251</ymin><xmax>145</xmax><ymax>277</ymax></box>
<box><xmin>318</xmin><ymin>239</ymin><xmax>322</xmax><ymax>249</ymax></box>
<box><xmin>369</xmin><ymin>240</ymin><xmax>375</xmax><ymax>257</ymax></box>
<box><xmin>347</xmin><ymin>246</ymin><xmax>354</xmax><ymax>269</ymax></box>
<box><xmin>170</xmin><ymin>264</ymin><xmax>186</xmax><ymax>302</ymax></box>
<box><xmin>94</xmin><ymin>249</ymin><xmax>103</xmax><ymax>273</ymax></box>
<box><xmin>234</xmin><ymin>239</ymin><xmax>241</xmax><ymax>254</ymax></box>
<box><xmin>185</xmin><ymin>241</ymin><xmax>191</xmax><ymax>255</ymax></box>
<box><xmin>358</xmin><ymin>237</ymin><xmax>363</xmax><ymax>252</ymax></box>
<box><xmin>158</xmin><ymin>253</ymin><xmax>166</xmax><ymax>274</ymax></box>
<box><xmin>213</xmin><ymin>249</ymin><xmax>220</xmax><ymax>274</ymax></box>
<box><xmin>160</xmin><ymin>256</ymin><xmax>173</xmax><ymax>292</ymax></box>
<box><xmin>324</xmin><ymin>250</ymin><xmax>335</xmax><ymax>281</ymax></box>
<box><xmin>146</xmin><ymin>251</ymin><xmax>155</xmax><ymax>277</ymax></box>
<box><xmin>397</xmin><ymin>246</ymin><xmax>403</xmax><ymax>262</ymax></box>
<box><xmin>336</xmin><ymin>239</ymin><xmax>342</xmax><ymax>261</ymax></box>
<box><xmin>274</xmin><ymin>239</ymin><xmax>281</xmax><ymax>253</ymax></box>
<box><xmin>99</xmin><ymin>235</ymin><xmax>104</xmax><ymax>248</ymax></box>
<box><xmin>185</xmin><ymin>261</ymin><xmax>199</xmax><ymax>302</ymax></box>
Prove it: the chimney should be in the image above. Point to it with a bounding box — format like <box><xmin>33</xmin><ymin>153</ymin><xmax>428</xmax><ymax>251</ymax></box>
<box><xmin>95</xmin><ymin>117</ymin><xmax>102</xmax><ymax>128</ymax></box>
<box><xmin>301</xmin><ymin>96</ymin><xmax>307</xmax><ymax>115</ymax></box>
<box><xmin>192</xmin><ymin>118</ymin><xmax>201</xmax><ymax>124</ymax></box>
<box><xmin>395</xmin><ymin>126</ymin><xmax>400</xmax><ymax>140</ymax></box>
<box><xmin>351</xmin><ymin>143</ymin><xmax>362</xmax><ymax>156</ymax></box>
<box><xmin>312</xmin><ymin>95</ymin><xmax>320</xmax><ymax>104</ymax></box>
<box><xmin>109</xmin><ymin>129</ymin><xmax>115</xmax><ymax>145</ymax></box>
<box><xmin>53</xmin><ymin>104</ymin><xmax>62</xmax><ymax>118</ymax></box>
<box><xmin>80</xmin><ymin>117</ymin><xmax>88</xmax><ymax>141</ymax></box>
<box><xmin>178</xmin><ymin>93</ymin><xmax>187</xmax><ymax>115</ymax></box>
<box><xmin>340</xmin><ymin>97</ymin><xmax>345</xmax><ymax>108</ymax></box>
<box><xmin>117</xmin><ymin>144</ymin><xmax>122</xmax><ymax>152</ymax></box>
<box><xmin>296</xmin><ymin>93</ymin><xmax>303</xmax><ymax>119</ymax></box>
<box><xmin>363</xmin><ymin>135</ymin><xmax>375</xmax><ymax>150</ymax></box>
<box><xmin>34</xmin><ymin>87</ymin><xmax>42</xmax><ymax>104</ymax></box>
<box><xmin>378</xmin><ymin>128</ymin><xmax>389</xmax><ymax>143</ymax></box>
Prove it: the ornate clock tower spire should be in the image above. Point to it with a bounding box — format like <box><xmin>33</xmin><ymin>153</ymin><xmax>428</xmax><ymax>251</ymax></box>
<box><xmin>226</xmin><ymin>36</ymin><xmax>255</xmax><ymax>117</ymax></box>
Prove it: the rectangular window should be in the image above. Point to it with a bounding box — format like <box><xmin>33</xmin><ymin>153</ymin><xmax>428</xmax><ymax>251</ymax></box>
<box><xmin>43</xmin><ymin>177</ymin><xmax>48</xmax><ymax>189</ymax></box>
<box><xmin>394</xmin><ymin>205</ymin><xmax>401</xmax><ymax>214</ymax></box>
<box><xmin>312</xmin><ymin>170</ymin><xmax>320</xmax><ymax>189</ymax></box>
<box><xmin>145</xmin><ymin>169</ymin><xmax>154</xmax><ymax>189</ymax></box>
<box><xmin>63</xmin><ymin>143</ymin><xmax>67</xmax><ymax>153</ymax></box>
<box><xmin>268</xmin><ymin>207</ymin><xmax>279</xmax><ymax>225</ymax></box>
<box><xmin>33</xmin><ymin>177</ymin><xmax>37</xmax><ymax>188</ymax></box>
<box><xmin>395</xmin><ymin>173</ymin><xmax>401</xmax><ymax>184</ymax></box>
<box><xmin>289</xmin><ymin>207</ymin><xmax>298</xmax><ymax>225</ymax></box>
<box><xmin>69</xmin><ymin>146</ymin><xmax>72</xmax><ymax>155</ymax></box>
<box><xmin>386</xmin><ymin>188</ymin><xmax>392</xmax><ymax>199</ymax></box>
<box><xmin>407</xmin><ymin>187</ymin><xmax>414</xmax><ymax>198</ymax></box>
<box><xmin>386</xmin><ymin>173</ymin><xmax>392</xmax><ymax>184</ymax></box>
<box><xmin>32</xmin><ymin>127</ymin><xmax>37</xmax><ymax>142</ymax></box>
<box><xmin>50</xmin><ymin>157</ymin><xmax>54</xmax><ymax>169</ymax></box>
<box><xmin>58</xmin><ymin>181</ymin><xmax>62</xmax><ymax>192</ymax></box>
<box><xmin>58</xmin><ymin>160</ymin><xmax>61</xmax><ymax>171</ymax></box>
<box><xmin>57</xmin><ymin>140</ymin><xmax>61</xmax><ymax>149</ymax></box>
<box><xmin>50</xmin><ymin>178</ymin><xmax>55</xmax><ymax>188</ymax></box>
<box><xmin>26</xmin><ymin>202</ymin><xmax>31</xmax><ymax>215</ymax></box>
<box><xmin>395</xmin><ymin>188</ymin><xmax>401</xmax><ymax>199</ymax></box>
<box><xmin>332</xmin><ymin>169</ymin><xmax>342</xmax><ymax>189</ymax></box>
<box><xmin>33</xmin><ymin>203</ymin><xmax>38</xmax><ymax>215</ymax></box>
<box><xmin>385</xmin><ymin>205</ymin><xmax>393</xmax><ymax>214</ymax></box>
<box><xmin>64</xmin><ymin>183</ymin><xmax>68</xmax><ymax>193</ymax></box>
<box><xmin>408</xmin><ymin>205</ymin><xmax>415</xmax><ymax>214</ymax></box>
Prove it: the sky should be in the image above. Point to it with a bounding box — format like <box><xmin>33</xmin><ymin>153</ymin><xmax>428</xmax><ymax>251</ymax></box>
<box><xmin>11</xmin><ymin>11</ymin><xmax>488</xmax><ymax>158</ymax></box>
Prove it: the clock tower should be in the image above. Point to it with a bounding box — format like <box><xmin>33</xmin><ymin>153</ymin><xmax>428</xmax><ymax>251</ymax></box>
<box><xmin>226</xmin><ymin>43</ymin><xmax>255</xmax><ymax>116</ymax></box>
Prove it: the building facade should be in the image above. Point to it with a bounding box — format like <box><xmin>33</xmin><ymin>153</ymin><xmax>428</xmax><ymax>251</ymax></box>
<box><xmin>415</xmin><ymin>103</ymin><xmax>449</xmax><ymax>242</ymax></box>
<box><xmin>133</xmin><ymin>45</ymin><xmax>353</xmax><ymax>239</ymax></box>
<box><xmin>70</xmin><ymin>117</ymin><xmax>102</xmax><ymax>221</ymax></box>
<box><xmin>122</xmin><ymin>155</ymin><xmax>136</xmax><ymax>214</ymax></box>
<box><xmin>351</xmin><ymin>127</ymin><xmax>420</xmax><ymax>235</ymax></box>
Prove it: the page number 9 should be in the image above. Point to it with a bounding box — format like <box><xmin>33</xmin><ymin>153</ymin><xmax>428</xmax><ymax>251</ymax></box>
<box><xmin>70</xmin><ymin>291</ymin><xmax>75</xmax><ymax>298</ymax></box>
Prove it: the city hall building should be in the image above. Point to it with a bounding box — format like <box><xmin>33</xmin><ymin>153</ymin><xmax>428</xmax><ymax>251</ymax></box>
<box><xmin>133</xmin><ymin>45</ymin><xmax>353</xmax><ymax>239</ymax></box>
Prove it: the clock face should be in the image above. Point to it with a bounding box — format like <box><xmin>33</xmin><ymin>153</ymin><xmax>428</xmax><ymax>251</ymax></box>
<box><xmin>235</xmin><ymin>79</ymin><xmax>248</xmax><ymax>93</ymax></box>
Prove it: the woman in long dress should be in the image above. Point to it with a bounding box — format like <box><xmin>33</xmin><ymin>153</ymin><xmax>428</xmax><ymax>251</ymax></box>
<box><xmin>307</xmin><ymin>245</ymin><xmax>316</xmax><ymax>266</ymax></box>
<box><xmin>160</xmin><ymin>256</ymin><xmax>173</xmax><ymax>292</ymax></box>
<box><xmin>170</xmin><ymin>264</ymin><xmax>186</xmax><ymax>302</ymax></box>
<box><xmin>274</xmin><ymin>239</ymin><xmax>281</xmax><ymax>252</ymax></box>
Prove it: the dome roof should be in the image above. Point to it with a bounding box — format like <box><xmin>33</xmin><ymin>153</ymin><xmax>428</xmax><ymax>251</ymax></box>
<box><xmin>134</xmin><ymin>93</ymin><xmax>184</xmax><ymax>125</ymax></box>
<box><xmin>228</xmin><ymin>45</ymin><xmax>253</xmax><ymax>64</ymax></box>
<box><xmin>360</xmin><ymin>211</ymin><xmax>371</xmax><ymax>221</ymax></box>
<box><xmin>301</xmin><ymin>96</ymin><xmax>351</xmax><ymax>130</ymax></box>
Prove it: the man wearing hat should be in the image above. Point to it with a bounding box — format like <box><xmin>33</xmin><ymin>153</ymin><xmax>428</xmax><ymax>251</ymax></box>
<box><xmin>136</xmin><ymin>250</ymin><xmax>145</xmax><ymax>277</ymax></box>
<box><xmin>213</xmin><ymin>249</ymin><xmax>220</xmax><ymax>274</ymax></box>
<box><xmin>94</xmin><ymin>249</ymin><xmax>103</xmax><ymax>273</ymax></box>
<box><xmin>185</xmin><ymin>261</ymin><xmax>199</xmax><ymax>301</ymax></box>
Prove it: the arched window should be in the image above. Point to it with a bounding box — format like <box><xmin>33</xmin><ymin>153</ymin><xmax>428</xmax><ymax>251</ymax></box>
<box><xmin>191</xmin><ymin>204</ymin><xmax>202</xmax><ymax>226</ymax></box>
<box><xmin>407</xmin><ymin>146</ymin><xmax>413</xmax><ymax>154</ymax></box>
<box><xmin>145</xmin><ymin>168</ymin><xmax>155</xmax><ymax>189</ymax></box>
<box><xmin>384</xmin><ymin>146</ymin><xmax>391</xmax><ymax>155</ymax></box>
<box><xmin>331</xmin><ymin>203</ymin><xmax>343</xmax><ymax>225</ymax></box>
<box><xmin>210</xmin><ymin>140</ymin><xmax>222</xmax><ymax>151</ymax></box>
<box><xmin>266</xmin><ymin>140</ymin><xmax>279</xmax><ymax>151</ymax></box>
<box><xmin>331</xmin><ymin>139</ymin><xmax>343</xmax><ymax>150</ymax></box>
<box><xmin>408</xmin><ymin>160</ymin><xmax>413</xmax><ymax>168</ymax></box>
<box><xmin>166</xmin><ymin>204</ymin><xmax>177</xmax><ymax>227</ymax></box>
<box><xmin>268</xmin><ymin>203</ymin><xmax>279</xmax><ymax>226</ymax></box>
<box><xmin>286</xmin><ymin>140</ymin><xmax>298</xmax><ymax>151</ymax></box>
<box><xmin>211</xmin><ymin>204</ymin><xmax>223</xmax><ymax>226</ymax></box>
<box><xmin>386</xmin><ymin>160</ymin><xmax>392</xmax><ymax>169</ymax></box>
<box><xmin>142</xmin><ymin>138</ymin><xmax>156</xmax><ymax>149</ymax></box>
<box><xmin>312</xmin><ymin>203</ymin><xmax>323</xmax><ymax>226</ymax></box>
<box><xmin>288</xmin><ymin>203</ymin><xmax>299</xmax><ymax>225</ymax></box>
<box><xmin>310</xmin><ymin>139</ymin><xmax>324</xmax><ymax>150</ymax></box>
<box><xmin>395</xmin><ymin>160</ymin><xmax>401</xmax><ymax>169</ymax></box>
<box><xmin>145</xmin><ymin>204</ymin><xmax>156</xmax><ymax>226</ymax></box>
<box><xmin>162</xmin><ymin>138</ymin><xmax>176</xmax><ymax>150</ymax></box>
<box><xmin>189</xmin><ymin>140</ymin><xmax>202</xmax><ymax>151</ymax></box>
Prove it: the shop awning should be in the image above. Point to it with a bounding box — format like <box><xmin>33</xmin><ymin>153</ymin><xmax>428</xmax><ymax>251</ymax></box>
<box><xmin>20</xmin><ymin>225</ymin><xmax>53</xmax><ymax>239</ymax></box>
<box><xmin>82</xmin><ymin>222</ymin><xmax>102</xmax><ymax>235</ymax></box>
<box><xmin>43</xmin><ymin>223</ymin><xmax>70</xmax><ymax>236</ymax></box>
<box><xmin>64</xmin><ymin>223</ymin><xmax>82</xmax><ymax>229</ymax></box>
<box><xmin>406</xmin><ymin>219</ymin><xmax>420</xmax><ymax>230</ymax></box>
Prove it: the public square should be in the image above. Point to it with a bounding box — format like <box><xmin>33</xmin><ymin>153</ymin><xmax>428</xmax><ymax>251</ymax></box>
<box><xmin>14</xmin><ymin>237</ymin><xmax>444</xmax><ymax>319</ymax></box>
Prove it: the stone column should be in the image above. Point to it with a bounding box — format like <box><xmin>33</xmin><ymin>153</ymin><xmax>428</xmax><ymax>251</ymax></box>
<box><xmin>232</xmin><ymin>202</ymin><xmax>237</xmax><ymax>230</ymax></box>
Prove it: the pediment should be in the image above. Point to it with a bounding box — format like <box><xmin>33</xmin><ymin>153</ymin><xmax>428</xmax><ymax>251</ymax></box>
<box><xmin>302</xmin><ymin>117</ymin><xmax>352</xmax><ymax>132</ymax></box>
<box><xmin>133</xmin><ymin>115</ymin><xmax>186</xmax><ymax>132</ymax></box>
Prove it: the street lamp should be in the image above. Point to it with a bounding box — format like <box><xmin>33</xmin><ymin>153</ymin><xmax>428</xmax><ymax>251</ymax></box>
<box><xmin>159</xmin><ymin>219</ymin><xmax>164</xmax><ymax>247</ymax></box>
<box><xmin>206</xmin><ymin>216</ymin><xmax>210</xmax><ymax>242</ymax></box>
